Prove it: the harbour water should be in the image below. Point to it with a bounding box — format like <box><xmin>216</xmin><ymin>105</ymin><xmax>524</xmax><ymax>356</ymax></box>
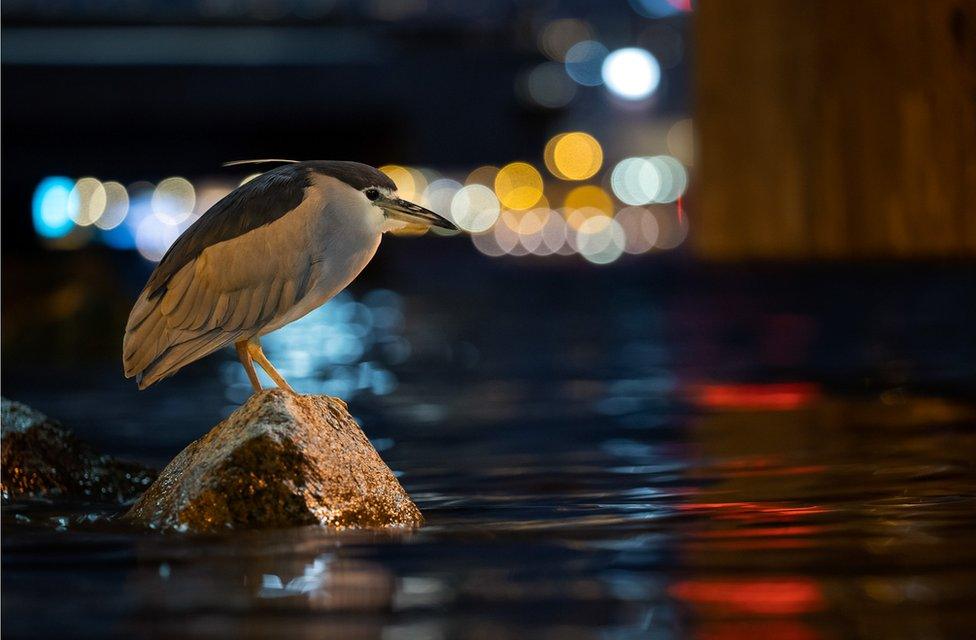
<box><xmin>4</xmin><ymin>260</ymin><xmax>975</xmax><ymax>639</ymax></box>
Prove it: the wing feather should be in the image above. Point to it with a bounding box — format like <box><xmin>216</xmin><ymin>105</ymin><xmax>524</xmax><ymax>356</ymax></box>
<box><xmin>210</xmin><ymin>293</ymin><xmax>231</xmax><ymax>329</ymax></box>
<box><xmin>242</xmin><ymin>283</ymin><xmax>266</xmax><ymax>329</ymax></box>
<box><xmin>122</xmin><ymin>188</ymin><xmax>322</xmax><ymax>387</ymax></box>
<box><xmin>226</xmin><ymin>287</ymin><xmax>253</xmax><ymax>330</ymax></box>
<box><xmin>137</xmin><ymin>329</ymin><xmax>247</xmax><ymax>389</ymax></box>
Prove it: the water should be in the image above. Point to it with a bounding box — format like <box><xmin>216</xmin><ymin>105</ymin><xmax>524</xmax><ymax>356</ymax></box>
<box><xmin>3</xmin><ymin>262</ymin><xmax>976</xmax><ymax>639</ymax></box>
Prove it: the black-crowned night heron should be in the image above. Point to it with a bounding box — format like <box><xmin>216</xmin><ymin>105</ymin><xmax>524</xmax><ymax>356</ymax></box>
<box><xmin>123</xmin><ymin>160</ymin><xmax>456</xmax><ymax>392</ymax></box>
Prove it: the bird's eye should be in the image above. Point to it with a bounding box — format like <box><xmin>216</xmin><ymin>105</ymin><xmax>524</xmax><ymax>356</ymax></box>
<box><xmin>364</xmin><ymin>188</ymin><xmax>380</xmax><ymax>201</ymax></box>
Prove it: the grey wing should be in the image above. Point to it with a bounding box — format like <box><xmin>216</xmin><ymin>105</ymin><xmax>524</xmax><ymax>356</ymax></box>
<box><xmin>122</xmin><ymin>222</ymin><xmax>314</xmax><ymax>389</ymax></box>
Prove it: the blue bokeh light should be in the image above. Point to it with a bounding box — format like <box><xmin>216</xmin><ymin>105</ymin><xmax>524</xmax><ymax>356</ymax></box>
<box><xmin>32</xmin><ymin>176</ymin><xmax>76</xmax><ymax>239</ymax></box>
<box><xmin>565</xmin><ymin>40</ymin><xmax>609</xmax><ymax>87</ymax></box>
<box><xmin>99</xmin><ymin>223</ymin><xmax>136</xmax><ymax>249</ymax></box>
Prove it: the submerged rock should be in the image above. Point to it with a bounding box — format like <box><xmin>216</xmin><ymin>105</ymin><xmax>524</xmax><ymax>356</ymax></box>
<box><xmin>1</xmin><ymin>398</ymin><xmax>155</xmax><ymax>503</ymax></box>
<box><xmin>125</xmin><ymin>389</ymin><xmax>423</xmax><ymax>532</ymax></box>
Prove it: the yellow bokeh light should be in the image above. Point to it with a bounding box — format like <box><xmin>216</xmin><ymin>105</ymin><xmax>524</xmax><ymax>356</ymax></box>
<box><xmin>380</xmin><ymin>164</ymin><xmax>411</xmax><ymax>191</ymax></box>
<box><xmin>543</xmin><ymin>133</ymin><xmax>567</xmax><ymax>178</ymax></box>
<box><xmin>564</xmin><ymin>184</ymin><xmax>614</xmax><ymax>215</ymax></box>
<box><xmin>545</xmin><ymin>132</ymin><xmax>603</xmax><ymax>181</ymax></box>
<box><xmin>494</xmin><ymin>162</ymin><xmax>544</xmax><ymax>211</ymax></box>
<box><xmin>380</xmin><ymin>164</ymin><xmax>427</xmax><ymax>200</ymax></box>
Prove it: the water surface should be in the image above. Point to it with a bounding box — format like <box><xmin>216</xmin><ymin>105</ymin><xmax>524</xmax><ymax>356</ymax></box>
<box><xmin>4</xmin><ymin>263</ymin><xmax>975</xmax><ymax>639</ymax></box>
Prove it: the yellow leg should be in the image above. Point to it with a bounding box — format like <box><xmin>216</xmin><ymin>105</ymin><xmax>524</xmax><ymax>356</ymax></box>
<box><xmin>247</xmin><ymin>338</ymin><xmax>296</xmax><ymax>393</ymax></box>
<box><xmin>236</xmin><ymin>340</ymin><xmax>262</xmax><ymax>393</ymax></box>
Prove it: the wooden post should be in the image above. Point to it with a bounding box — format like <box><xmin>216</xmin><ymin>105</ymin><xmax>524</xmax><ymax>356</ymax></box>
<box><xmin>693</xmin><ymin>0</ymin><xmax>976</xmax><ymax>260</ymax></box>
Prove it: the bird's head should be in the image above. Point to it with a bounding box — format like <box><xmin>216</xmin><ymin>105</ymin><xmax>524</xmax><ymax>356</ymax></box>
<box><xmin>224</xmin><ymin>159</ymin><xmax>458</xmax><ymax>232</ymax></box>
<box><xmin>306</xmin><ymin>160</ymin><xmax>457</xmax><ymax>232</ymax></box>
<box><xmin>360</xmin><ymin>183</ymin><xmax>458</xmax><ymax>232</ymax></box>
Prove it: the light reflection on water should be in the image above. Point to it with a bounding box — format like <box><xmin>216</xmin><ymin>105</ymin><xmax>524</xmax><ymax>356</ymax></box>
<box><xmin>221</xmin><ymin>290</ymin><xmax>407</xmax><ymax>404</ymax></box>
<box><xmin>4</xmin><ymin>270</ymin><xmax>976</xmax><ymax>639</ymax></box>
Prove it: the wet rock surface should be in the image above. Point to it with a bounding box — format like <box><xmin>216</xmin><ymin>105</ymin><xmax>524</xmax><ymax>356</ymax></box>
<box><xmin>1</xmin><ymin>397</ymin><xmax>155</xmax><ymax>503</ymax></box>
<box><xmin>125</xmin><ymin>389</ymin><xmax>423</xmax><ymax>532</ymax></box>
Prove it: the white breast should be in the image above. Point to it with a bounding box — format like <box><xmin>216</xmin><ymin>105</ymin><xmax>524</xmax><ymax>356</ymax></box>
<box><xmin>259</xmin><ymin>174</ymin><xmax>384</xmax><ymax>335</ymax></box>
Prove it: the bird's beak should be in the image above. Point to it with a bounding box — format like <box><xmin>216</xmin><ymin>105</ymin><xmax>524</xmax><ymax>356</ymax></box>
<box><xmin>378</xmin><ymin>196</ymin><xmax>458</xmax><ymax>231</ymax></box>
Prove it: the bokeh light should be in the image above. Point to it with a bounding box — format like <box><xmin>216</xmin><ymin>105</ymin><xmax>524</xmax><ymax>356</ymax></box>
<box><xmin>523</xmin><ymin>62</ymin><xmax>578</xmax><ymax>109</ymax></box>
<box><xmin>494</xmin><ymin>162</ymin><xmax>544</xmax><ymax>211</ymax></box>
<box><xmin>135</xmin><ymin>213</ymin><xmax>181</xmax><ymax>262</ymax></box>
<box><xmin>628</xmin><ymin>0</ymin><xmax>690</xmax><ymax>19</ymax></box>
<box><xmin>616</xmin><ymin>206</ymin><xmax>660</xmax><ymax>254</ymax></box>
<box><xmin>667</xmin><ymin>118</ymin><xmax>695</xmax><ymax>166</ymax></box>
<box><xmin>492</xmin><ymin>219</ymin><xmax>524</xmax><ymax>255</ymax></box>
<box><xmin>471</xmin><ymin>229</ymin><xmax>506</xmax><ymax>257</ymax></box>
<box><xmin>422</xmin><ymin>178</ymin><xmax>461</xmax><ymax>215</ymax></box>
<box><xmin>152</xmin><ymin>177</ymin><xmax>195</xmax><ymax>226</ymax></box>
<box><xmin>423</xmin><ymin>178</ymin><xmax>462</xmax><ymax>237</ymax></box>
<box><xmin>451</xmin><ymin>184</ymin><xmax>500</xmax><ymax>233</ymax></box>
<box><xmin>538</xmin><ymin>18</ymin><xmax>594</xmax><ymax>62</ymax></box>
<box><xmin>32</xmin><ymin>177</ymin><xmax>75</xmax><ymax>239</ymax></box>
<box><xmin>541</xmin><ymin>210</ymin><xmax>568</xmax><ymax>254</ymax></box>
<box><xmin>95</xmin><ymin>181</ymin><xmax>129</xmax><ymax>231</ymax></box>
<box><xmin>653</xmin><ymin>205</ymin><xmax>690</xmax><ymax>249</ymax></box>
<box><xmin>381</xmin><ymin>164</ymin><xmax>427</xmax><ymax>203</ymax></box>
<box><xmin>67</xmin><ymin>177</ymin><xmax>107</xmax><ymax>227</ymax></box>
<box><xmin>647</xmin><ymin>155</ymin><xmax>688</xmax><ymax>203</ymax></box>
<box><xmin>611</xmin><ymin>155</ymin><xmax>687</xmax><ymax>205</ymax></box>
<box><xmin>565</xmin><ymin>206</ymin><xmax>605</xmax><ymax>233</ymax></box>
<box><xmin>380</xmin><ymin>164</ymin><xmax>413</xmax><ymax>196</ymax></box>
<box><xmin>29</xmin><ymin>150</ymin><xmax>689</xmax><ymax>261</ymax></box>
<box><xmin>576</xmin><ymin>214</ymin><xmax>625</xmax><ymax>265</ymax></box>
<box><xmin>466</xmin><ymin>165</ymin><xmax>499</xmax><ymax>187</ymax></box>
<box><xmin>564</xmin><ymin>40</ymin><xmax>609</xmax><ymax>87</ymax></box>
<box><xmin>564</xmin><ymin>184</ymin><xmax>614</xmax><ymax>215</ymax></box>
<box><xmin>602</xmin><ymin>48</ymin><xmax>661</xmax><ymax>100</ymax></box>
<box><xmin>612</xmin><ymin>156</ymin><xmax>659</xmax><ymax>205</ymax></box>
<box><xmin>544</xmin><ymin>132</ymin><xmax>603</xmax><ymax>181</ymax></box>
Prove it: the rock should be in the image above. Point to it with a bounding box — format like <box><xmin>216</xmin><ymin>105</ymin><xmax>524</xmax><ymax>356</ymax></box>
<box><xmin>1</xmin><ymin>397</ymin><xmax>156</xmax><ymax>503</ymax></box>
<box><xmin>124</xmin><ymin>389</ymin><xmax>423</xmax><ymax>532</ymax></box>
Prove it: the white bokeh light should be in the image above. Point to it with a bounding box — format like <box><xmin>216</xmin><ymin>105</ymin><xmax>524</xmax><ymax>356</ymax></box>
<box><xmin>152</xmin><ymin>177</ymin><xmax>195</xmax><ymax>226</ymax></box>
<box><xmin>135</xmin><ymin>214</ymin><xmax>181</xmax><ymax>262</ymax></box>
<box><xmin>450</xmin><ymin>184</ymin><xmax>500</xmax><ymax>233</ymax></box>
<box><xmin>67</xmin><ymin>177</ymin><xmax>107</xmax><ymax>227</ymax></box>
<box><xmin>577</xmin><ymin>214</ymin><xmax>625</xmax><ymax>265</ymax></box>
<box><xmin>95</xmin><ymin>181</ymin><xmax>129</xmax><ymax>230</ymax></box>
<box><xmin>601</xmin><ymin>47</ymin><xmax>660</xmax><ymax>100</ymax></box>
<box><xmin>611</xmin><ymin>157</ymin><xmax>660</xmax><ymax>205</ymax></box>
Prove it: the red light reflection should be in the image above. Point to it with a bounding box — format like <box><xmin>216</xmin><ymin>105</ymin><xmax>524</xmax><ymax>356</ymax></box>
<box><xmin>677</xmin><ymin>502</ymin><xmax>828</xmax><ymax>521</ymax></box>
<box><xmin>692</xmin><ymin>383</ymin><xmax>821</xmax><ymax>411</ymax></box>
<box><xmin>670</xmin><ymin>577</ymin><xmax>824</xmax><ymax>616</ymax></box>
